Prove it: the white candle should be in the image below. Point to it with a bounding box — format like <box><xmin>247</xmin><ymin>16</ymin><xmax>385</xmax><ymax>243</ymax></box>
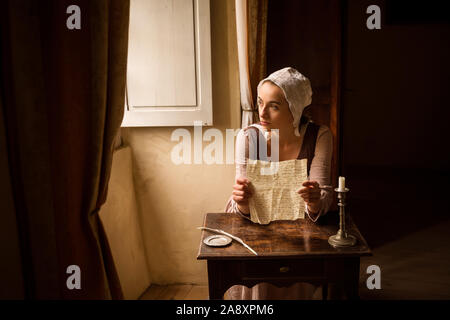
<box><xmin>339</xmin><ymin>176</ymin><xmax>346</xmax><ymax>191</ymax></box>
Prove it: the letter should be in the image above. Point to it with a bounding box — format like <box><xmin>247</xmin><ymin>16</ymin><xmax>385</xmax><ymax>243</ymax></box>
<box><xmin>226</xmin><ymin>129</ymin><xmax>240</xmax><ymax>164</ymax></box>
<box><xmin>66</xmin><ymin>265</ymin><xmax>81</xmax><ymax>289</ymax></box>
<box><xmin>171</xmin><ymin>129</ymin><xmax>191</xmax><ymax>165</ymax></box>
<box><xmin>366</xmin><ymin>264</ymin><xmax>381</xmax><ymax>289</ymax></box>
<box><xmin>227</xmin><ymin>305</ymin><xmax>235</xmax><ymax>314</ymax></box>
<box><xmin>194</xmin><ymin>121</ymin><xmax>203</xmax><ymax>164</ymax></box>
<box><xmin>247</xmin><ymin>128</ymin><xmax>258</xmax><ymax>160</ymax></box>
<box><xmin>261</xmin><ymin>129</ymin><xmax>279</xmax><ymax>175</ymax></box>
<box><xmin>186</xmin><ymin>306</ymin><xmax>192</xmax><ymax>315</ymax></box>
<box><xmin>204</xmin><ymin>307</ymin><xmax>210</xmax><ymax>318</ymax></box>
<box><xmin>257</xmin><ymin>305</ymin><xmax>267</xmax><ymax>314</ymax></box>
<box><xmin>203</xmin><ymin>128</ymin><xmax>224</xmax><ymax>164</ymax></box>
<box><xmin>193</xmin><ymin>307</ymin><xmax>203</xmax><ymax>316</ymax></box>
<box><xmin>242</xmin><ymin>305</ymin><xmax>249</xmax><ymax>314</ymax></box>
<box><xmin>176</xmin><ymin>307</ymin><xmax>182</xmax><ymax>315</ymax></box>
<box><xmin>66</xmin><ymin>5</ymin><xmax>81</xmax><ymax>30</ymax></box>
<box><xmin>366</xmin><ymin>5</ymin><xmax>381</xmax><ymax>30</ymax></box>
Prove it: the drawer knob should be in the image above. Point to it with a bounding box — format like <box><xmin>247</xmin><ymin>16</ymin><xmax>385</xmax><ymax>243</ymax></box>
<box><xmin>279</xmin><ymin>266</ymin><xmax>290</xmax><ymax>273</ymax></box>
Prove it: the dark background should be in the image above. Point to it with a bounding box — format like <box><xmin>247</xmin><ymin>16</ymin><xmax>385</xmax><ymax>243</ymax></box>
<box><xmin>266</xmin><ymin>0</ymin><xmax>450</xmax><ymax>248</ymax></box>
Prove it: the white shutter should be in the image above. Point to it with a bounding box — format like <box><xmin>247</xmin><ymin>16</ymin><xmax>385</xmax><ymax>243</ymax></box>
<box><xmin>122</xmin><ymin>0</ymin><xmax>213</xmax><ymax>127</ymax></box>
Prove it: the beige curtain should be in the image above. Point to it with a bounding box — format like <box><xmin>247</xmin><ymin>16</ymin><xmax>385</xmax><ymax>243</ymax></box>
<box><xmin>235</xmin><ymin>0</ymin><xmax>268</xmax><ymax>128</ymax></box>
<box><xmin>0</xmin><ymin>0</ymin><xmax>129</xmax><ymax>299</ymax></box>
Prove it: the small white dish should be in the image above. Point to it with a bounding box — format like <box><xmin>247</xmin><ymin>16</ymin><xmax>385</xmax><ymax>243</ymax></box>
<box><xmin>203</xmin><ymin>235</ymin><xmax>232</xmax><ymax>247</ymax></box>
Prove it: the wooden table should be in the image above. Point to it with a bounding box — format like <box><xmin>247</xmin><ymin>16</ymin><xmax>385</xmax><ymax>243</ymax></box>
<box><xmin>197</xmin><ymin>212</ymin><xmax>372</xmax><ymax>300</ymax></box>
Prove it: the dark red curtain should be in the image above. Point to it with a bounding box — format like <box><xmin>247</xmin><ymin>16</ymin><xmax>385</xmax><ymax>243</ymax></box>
<box><xmin>0</xmin><ymin>0</ymin><xmax>129</xmax><ymax>299</ymax></box>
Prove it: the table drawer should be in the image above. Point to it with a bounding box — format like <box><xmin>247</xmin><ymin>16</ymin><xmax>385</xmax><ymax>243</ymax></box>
<box><xmin>242</xmin><ymin>259</ymin><xmax>324</xmax><ymax>279</ymax></box>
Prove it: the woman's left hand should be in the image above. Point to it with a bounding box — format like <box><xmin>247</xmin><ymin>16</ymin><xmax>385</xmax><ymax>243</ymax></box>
<box><xmin>297</xmin><ymin>180</ymin><xmax>321</xmax><ymax>213</ymax></box>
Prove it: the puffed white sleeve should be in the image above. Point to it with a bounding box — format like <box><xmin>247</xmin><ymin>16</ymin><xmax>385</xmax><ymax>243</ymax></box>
<box><xmin>224</xmin><ymin>128</ymin><xmax>252</xmax><ymax>220</ymax></box>
<box><xmin>305</xmin><ymin>125</ymin><xmax>333</xmax><ymax>222</ymax></box>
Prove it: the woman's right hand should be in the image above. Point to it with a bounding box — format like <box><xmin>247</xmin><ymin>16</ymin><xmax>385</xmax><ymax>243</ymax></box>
<box><xmin>232</xmin><ymin>177</ymin><xmax>252</xmax><ymax>206</ymax></box>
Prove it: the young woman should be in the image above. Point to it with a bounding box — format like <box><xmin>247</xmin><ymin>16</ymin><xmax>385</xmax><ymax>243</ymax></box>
<box><xmin>224</xmin><ymin>67</ymin><xmax>333</xmax><ymax>299</ymax></box>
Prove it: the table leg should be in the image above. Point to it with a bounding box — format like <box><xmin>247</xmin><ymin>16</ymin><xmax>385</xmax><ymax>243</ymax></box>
<box><xmin>207</xmin><ymin>261</ymin><xmax>226</xmax><ymax>300</ymax></box>
<box><xmin>343</xmin><ymin>258</ymin><xmax>360</xmax><ymax>300</ymax></box>
<box><xmin>322</xmin><ymin>284</ymin><xmax>328</xmax><ymax>300</ymax></box>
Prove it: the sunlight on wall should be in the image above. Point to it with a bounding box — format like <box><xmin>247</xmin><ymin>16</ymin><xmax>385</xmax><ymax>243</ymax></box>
<box><xmin>120</xmin><ymin>0</ymin><xmax>240</xmax><ymax>285</ymax></box>
<box><xmin>99</xmin><ymin>146</ymin><xmax>151</xmax><ymax>299</ymax></box>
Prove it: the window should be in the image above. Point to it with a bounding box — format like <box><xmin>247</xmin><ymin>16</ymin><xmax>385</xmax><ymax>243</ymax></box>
<box><xmin>121</xmin><ymin>0</ymin><xmax>213</xmax><ymax>127</ymax></box>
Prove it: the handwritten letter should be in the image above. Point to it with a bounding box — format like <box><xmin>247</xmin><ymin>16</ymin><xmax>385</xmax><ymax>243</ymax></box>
<box><xmin>246</xmin><ymin>159</ymin><xmax>308</xmax><ymax>224</ymax></box>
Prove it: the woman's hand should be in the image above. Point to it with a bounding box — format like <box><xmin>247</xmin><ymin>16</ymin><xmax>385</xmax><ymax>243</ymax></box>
<box><xmin>232</xmin><ymin>177</ymin><xmax>252</xmax><ymax>208</ymax></box>
<box><xmin>297</xmin><ymin>180</ymin><xmax>321</xmax><ymax>213</ymax></box>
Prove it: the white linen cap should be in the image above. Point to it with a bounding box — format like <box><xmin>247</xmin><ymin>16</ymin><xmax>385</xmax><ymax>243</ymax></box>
<box><xmin>257</xmin><ymin>67</ymin><xmax>313</xmax><ymax>136</ymax></box>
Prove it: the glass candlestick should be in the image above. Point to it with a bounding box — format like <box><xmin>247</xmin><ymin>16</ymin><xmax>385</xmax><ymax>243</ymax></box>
<box><xmin>328</xmin><ymin>187</ymin><xmax>357</xmax><ymax>247</ymax></box>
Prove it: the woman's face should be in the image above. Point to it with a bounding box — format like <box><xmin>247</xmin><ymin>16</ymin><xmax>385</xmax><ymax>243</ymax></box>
<box><xmin>257</xmin><ymin>81</ymin><xmax>293</xmax><ymax>130</ymax></box>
